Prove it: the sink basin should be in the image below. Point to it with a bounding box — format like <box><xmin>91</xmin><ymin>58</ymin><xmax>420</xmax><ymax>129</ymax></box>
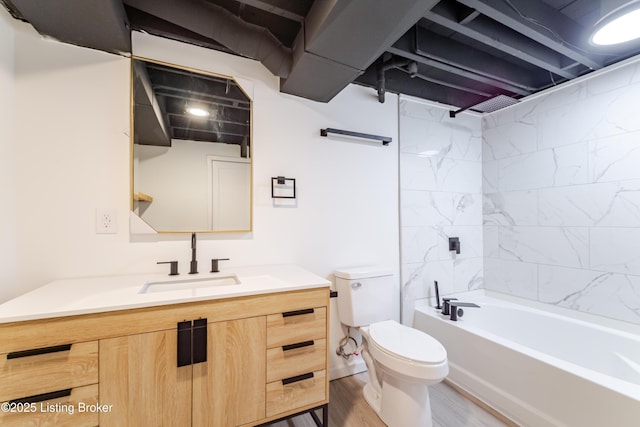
<box><xmin>140</xmin><ymin>275</ymin><xmax>241</xmax><ymax>293</ymax></box>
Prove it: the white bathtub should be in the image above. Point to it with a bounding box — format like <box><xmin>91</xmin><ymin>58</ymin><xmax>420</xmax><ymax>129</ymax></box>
<box><xmin>413</xmin><ymin>290</ymin><xmax>640</xmax><ymax>427</ymax></box>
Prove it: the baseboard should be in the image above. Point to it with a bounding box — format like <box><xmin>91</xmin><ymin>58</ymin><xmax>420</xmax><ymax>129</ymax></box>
<box><xmin>329</xmin><ymin>359</ymin><xmax>367</xmax><ymax>381</ymax></box>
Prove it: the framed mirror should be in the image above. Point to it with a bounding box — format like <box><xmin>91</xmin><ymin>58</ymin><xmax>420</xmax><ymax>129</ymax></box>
<box><xmin>131</xmin><ymin>58</ymin><xmax>252</xmax><ymax>233</ymax></box>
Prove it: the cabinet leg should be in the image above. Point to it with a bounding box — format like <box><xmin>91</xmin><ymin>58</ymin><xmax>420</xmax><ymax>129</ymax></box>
<box><xmin>310</xmin><ymin>404</ymin><xmax>328</xmax><ymax>427</ymax></box>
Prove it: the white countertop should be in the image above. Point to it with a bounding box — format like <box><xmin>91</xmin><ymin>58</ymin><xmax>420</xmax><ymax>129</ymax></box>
<box><xmin>0</xmin><ymin>265</ymin><xmax>330</xmax><ymax>323</ymax></box>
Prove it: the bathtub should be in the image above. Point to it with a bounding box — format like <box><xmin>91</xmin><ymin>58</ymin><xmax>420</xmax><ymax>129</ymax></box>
<box><xmin>413</xmin><ymin>290</ymin><xmax>640</xmax><ymax>427</ymax></box>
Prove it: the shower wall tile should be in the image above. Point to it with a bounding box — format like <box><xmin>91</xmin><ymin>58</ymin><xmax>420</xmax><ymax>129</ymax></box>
<box><xmin>483</xmin><ymin>226</ymin><xmax>499</xmax><ymax>259</ymax></box>
<box><xmin>401</xmin><ymin>260</ymin><xmax>454</xmax><ymax>326</ymax></box>
<box><xmin>399</xmin><ymin>98</ymin><xmax>483</xmax><ymax>325</ymax></box>
<box><xmin>590</xmin><ymin>227</ymin><xmax>640</xmax><ymax>275</ymax></box>
<box><xmin>453</xmin><ymin>257</ymin><xmax>483</xmax><ymax>293</ymax></box>
<box><xmin>400</xmin><ymin>154</ymin><xmax>482</xmax><ymax>193</ymax></box>
<box><xmin>400</xmin><ymin>190</ymin><xmax>453</xmax><ymax>226</ymax></box>
<box><xmin>452</xmin><ymin>193</ymin><xmax>482</xmax><ymax>226</ymax></box>
<box><xmin>589</xmin><ymin>132</ymin><xmax>640</xmax><ymax>183</ymax></box>
<box><xmin>482</xmin><ymin>160</ymin><xmax>498</xmax><ymax>192</ymax></box>
<box><xmin>482</xmin><ymin>120</ymin><xmax>537</xmax><ymax>160</ymax></box>
<box><xmin>483</xmin><ymin>258</ymin><xmax>538</xmax><ymax>300</ymax></box>
<box><xmin>538</xmin><ymin>181</ymin><xmax>640</xmax><ymax>227</ymax></box>
<box><xmin>499</xmin><ymin>226</ymin><xmax>588</xmax><ymax>269</ymax></box>
<box><xmin>484</xmin><ymin>57</ymin><xmax>640</xmax><ymax>325</ymax></box>
<box><xmin>539</xmin><ymin>265</ymin><xmax>640</xmax><ymax>324</ymax></box>
<box><xmin>497</xmin><ymin>143</ymin><xmax>587</xmax><ymax>191</ymax></box>
<box><xmin>483</xmin><ymin>190</ymin><xmax>537</xmax><ymax>226</ymax></box>
<box><xmin>401</xmin><ymin>226</ymin><xmax>439</xmax><ymax>264</ymax></box>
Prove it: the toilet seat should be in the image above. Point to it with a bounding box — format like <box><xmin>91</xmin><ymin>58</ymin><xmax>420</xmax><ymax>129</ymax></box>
<box><xmin>365</xmin><ymin>320</ymin><xmax>448</xmax><ymax>381</ymax></box>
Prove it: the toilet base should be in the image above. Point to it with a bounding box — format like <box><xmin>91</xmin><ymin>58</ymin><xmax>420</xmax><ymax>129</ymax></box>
<box><xmin>363</xmin><ymin>374</ymin><xmax>433</xmax><ymax>427</ymax></box>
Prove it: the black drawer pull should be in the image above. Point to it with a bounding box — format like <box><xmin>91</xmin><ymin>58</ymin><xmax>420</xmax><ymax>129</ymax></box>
<box><xmin>10</xmin><ymin>388</ymin><xmax>72</xmax><ymax>404</ymax></box>
<box><xmin>282</xmin><ymin>340</ymin><xmax>314</xmax><ymax>352</ymax></box>
<box><xmin>177</xmin><ymin>321</ymin><xmax>192</xmax><ymax>368</ymax></box>
<box><xmin>7</xmin><ymin>344</ymin><xmax>71</xmax><ymax>360</ymax></box>
<box><xmin>282</xmin><ymin>372</ymin><xmax>314</xmax><ymax>385</ymax></box>
<box><xmin>282</xmin><ymin>308</ymin><xmax>314</xmax><ymax>318</ymax></box>
<box><xmin>192</xmin><ymin>318</ymin><xmax>207</xmax><ymax>364</ymax></box>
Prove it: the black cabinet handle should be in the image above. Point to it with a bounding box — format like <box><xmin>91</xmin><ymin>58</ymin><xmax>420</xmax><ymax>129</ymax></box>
<box><xmin>10</xmin><ymin>389</ymin><xmax>72</xmax><ymax>404</ymax></box>
<box><xmin>177</xmin><ymin>321</ymin><xmax>192</xmax><ymax>367</ymax></box>
<box><xmin>282</xmin><ymin>372</ymin><xmax>314</xmax><ymax>385</ymax></box>
<box><xmin>192</xmin><ymin>318</ymin><xmax>207</xmax><ymax>364</ymax></box>
<box><xmin>282</xmin><ymin>340</ymin><xmax>314</xmax><ymax>352</ymax></box>
<box><xmin>282</xmin><ymin>308</ymin><xmax>314</xmax><ymax>318</ymax></box>
<box><xmin>7</xmin><ymin>344</ymin><xmax>71</xmax><ymax>360</ymax></box>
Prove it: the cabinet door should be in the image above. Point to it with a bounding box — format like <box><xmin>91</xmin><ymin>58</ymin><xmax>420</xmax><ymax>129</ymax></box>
<box><xmin>99</xmin><ymin>329</ymin><xmax>192</xmax><ymax>427</ymax></box>
<box><xmin>192</xmin><ymin>316</ymin><xmax>266</xmax><ymax>427</ymax></box>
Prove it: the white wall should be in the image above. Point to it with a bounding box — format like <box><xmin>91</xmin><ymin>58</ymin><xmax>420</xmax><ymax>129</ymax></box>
<box><xmin>0</xmin><ymin>7</ymin><xmax>16</xmax><ymax>303</ymax></box>
<box><xmin>4</xmin><ymin>23</ymin><xmax>399</xmax><ymax>379</ymax></box>
<box><xmin>399</xmin><ymin>97</ymin><xmax>483</xmax><ymax>325</ymax></box>
<box><xmin>483</xmin><ymin>57</ymin><xmax>640</xmax><ymax>325</ymax></box>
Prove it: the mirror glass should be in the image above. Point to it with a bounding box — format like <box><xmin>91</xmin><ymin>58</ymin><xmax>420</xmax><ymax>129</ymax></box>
<box><xmin>131</xmin><ymin>58</ymin><xmax>252</xmax><ymax>232</ymax></box>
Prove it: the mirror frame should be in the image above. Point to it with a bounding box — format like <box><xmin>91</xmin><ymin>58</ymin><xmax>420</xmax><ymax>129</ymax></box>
<box><xmin>129</xmin><ymin>56</ymin><xmax>253</xmax><ymax>234</ymax></box>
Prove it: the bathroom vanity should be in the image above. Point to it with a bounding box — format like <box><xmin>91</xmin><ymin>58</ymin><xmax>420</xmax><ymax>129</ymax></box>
<box><xmin>0</xmin><ymin>265</ymin><xmax>330</xmax><ymax>426</ymax></box>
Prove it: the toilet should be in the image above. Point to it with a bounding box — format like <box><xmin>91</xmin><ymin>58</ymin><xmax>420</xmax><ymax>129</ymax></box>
<box><xmin>335</xmin><ymin>267</ymin><xmax>448</xmax><ymax>427</ymax></box>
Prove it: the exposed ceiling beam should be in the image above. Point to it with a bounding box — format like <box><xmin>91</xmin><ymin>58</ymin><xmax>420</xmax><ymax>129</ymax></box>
<box><xmin>389</xmin><ymin>31</ymin><xmax>530</xmax><ymax>96</ymax></box>
<box><xmin>412</xmin><ymin>25</ymin><xmax>539</xmax><ymax>91</ymax></box>
<box><xmin>425</xmin><ymin>7</ymin><xmax>577</xmax><ymax>79</ymax></box>
<box><xmin>456</xmin><ymin>0</ymin><xmax>602</xmax><ymax>70</ymax></box>
<box><xmin>234</xmin><ymin>0</ymin><xmax>304</xmax><ymax>23</ymax></box>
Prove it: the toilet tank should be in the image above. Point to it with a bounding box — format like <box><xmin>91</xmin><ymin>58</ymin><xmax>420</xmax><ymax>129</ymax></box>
<box><xmin>335</xmin><ymin>267</ymin><xmax>394</xmax><ymax>327</ymax></box>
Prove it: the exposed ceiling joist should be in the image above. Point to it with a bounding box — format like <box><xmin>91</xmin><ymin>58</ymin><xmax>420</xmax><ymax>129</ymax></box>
<box><xmin>456</xmin><ymin>0</ymin><xmax>602</xmax><ymax>70</ymax></box>
<box><xmin>389</xmin><ymin>30</ymin><xmax>530</xmax><ymax>96</ymax></box>
<box><xmin>425</xmin><ymin>5</ymin><xmax>577</xmax><ymax>79</ymax></box>
<box><xmin>412</xmin><ymin>25</ymin><xmax>539</xmax><ymax>91</ymax></box>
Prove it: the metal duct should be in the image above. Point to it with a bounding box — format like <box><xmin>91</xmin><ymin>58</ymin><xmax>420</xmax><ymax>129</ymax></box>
<box><xmin>6</xmin><ymin>0</ymin><xmax>131</xmax><ymax>54</ymax></box>
<box><xmin>124</xmin><ymin>0</ymin><xmax>292</xmax><ymax>78</ymax></box>
<box><xmin>280</xmin><ymin>0</ymin><xmax>441</xmax><ymax>102</ymax></box>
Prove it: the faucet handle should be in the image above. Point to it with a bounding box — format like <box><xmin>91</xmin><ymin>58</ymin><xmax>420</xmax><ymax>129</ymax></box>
<box><xmin>157</xmin><ymin>261</ymin><xmax>179</xmax><ymax>276</ymax></box>
<box><xmin>210</xmin><ymin>258</ymin><xmax>230</xmax><ymax>273</ymax></box>
<box><xmin>441</xmin><ymin>298</ymin><xmax>458</xmax><ymax>316</ymax></box>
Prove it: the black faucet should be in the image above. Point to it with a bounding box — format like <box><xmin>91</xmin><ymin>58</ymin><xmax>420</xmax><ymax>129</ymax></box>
<box><xmin>189</xmin><ymin>232</ymin><xmax>198</xmax><ymax>274</ymax></box>
<box><xmin>448</xmin><ymin>302</ymin><xmax>480</xmax><ymax>321</ymax></box>
<box><xmin>441</xmin><ymin>298</ymin><xmax>458</xmax><ymax>316</ymax></box>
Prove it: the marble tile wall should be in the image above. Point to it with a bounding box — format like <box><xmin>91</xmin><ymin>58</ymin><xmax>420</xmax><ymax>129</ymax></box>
<box><xmin>483</xmin><ymin>58</ymin><xmax>640</xmax><ymax>325</ymax></box>
<box><xmin>399</xmin><ymin>98</ymin><xmax>483</xmax><ymax>325</ymax></box>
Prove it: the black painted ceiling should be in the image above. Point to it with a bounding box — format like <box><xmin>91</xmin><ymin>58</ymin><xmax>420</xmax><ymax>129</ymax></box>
<box><xmin>4</xmin><ymin>0</ymin><xmax>640</xmax><ymax>114</ymax></box>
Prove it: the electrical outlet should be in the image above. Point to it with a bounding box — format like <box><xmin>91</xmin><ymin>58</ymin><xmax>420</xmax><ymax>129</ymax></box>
<box><xmin>96</xmin><ymin>208</ymin><xmax>117</xmax><ymax>234</ymax></box>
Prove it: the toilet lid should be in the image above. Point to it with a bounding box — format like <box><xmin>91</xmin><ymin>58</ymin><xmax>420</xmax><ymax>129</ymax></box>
<box><xmin>368</xmin><ymin>320</ymin><xmax>446</xmax><ymax>364</ymax></box>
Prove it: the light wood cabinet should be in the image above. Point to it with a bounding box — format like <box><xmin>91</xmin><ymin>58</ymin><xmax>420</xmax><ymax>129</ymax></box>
<box><xmin>0</xmin><ymin>287</ymin><xmax>329</xmax><ymax>427</ymax></box>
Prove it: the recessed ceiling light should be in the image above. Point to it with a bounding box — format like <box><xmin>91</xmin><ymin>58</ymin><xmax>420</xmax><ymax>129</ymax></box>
<box><xmin>590</xmin><ymin>1</ymin><xmax>640</xmax><ymax>46</ymax></box>
<box><xmin>186</xmin><ymin>107</ymin><xmax>209</xmax><ymax>117</ymax></box>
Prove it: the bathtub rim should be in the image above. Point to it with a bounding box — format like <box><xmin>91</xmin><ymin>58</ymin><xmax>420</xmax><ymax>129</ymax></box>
<box><xmin>414</xmin><ymin>290</ymin><xmax>640</xmax><ymax>402</ymax></box>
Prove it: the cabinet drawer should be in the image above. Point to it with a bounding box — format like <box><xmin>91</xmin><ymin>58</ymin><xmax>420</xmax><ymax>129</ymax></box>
<box><xmin>266</xmin><ymin>370</ymin><xmax>326</xmax><ymax>418</ymax></box>
<box><xmin>0</xmin><ymin>383</ymin><xmax>99</xmax><ymax>427</ymax></box>
<box><xmin>266</xmin><ymin>338</ymin><xmax>326</xmax><ymax>383</ymax></box>
<box><xmin>266</xmin><ymin>307</ymin><xmax>326</xmax><ymax>348</ymax></box>
<box><xmin>0</xmin><ymin>341</ymin><xmax>98</xmax><ymax>402</ymax></box>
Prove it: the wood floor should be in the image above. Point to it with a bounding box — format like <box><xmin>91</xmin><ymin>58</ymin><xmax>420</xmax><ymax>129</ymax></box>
<box><xmin>268</xmin><ymin>372</ymin><xmax>510</xmax><ymax>427</ymax></box>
